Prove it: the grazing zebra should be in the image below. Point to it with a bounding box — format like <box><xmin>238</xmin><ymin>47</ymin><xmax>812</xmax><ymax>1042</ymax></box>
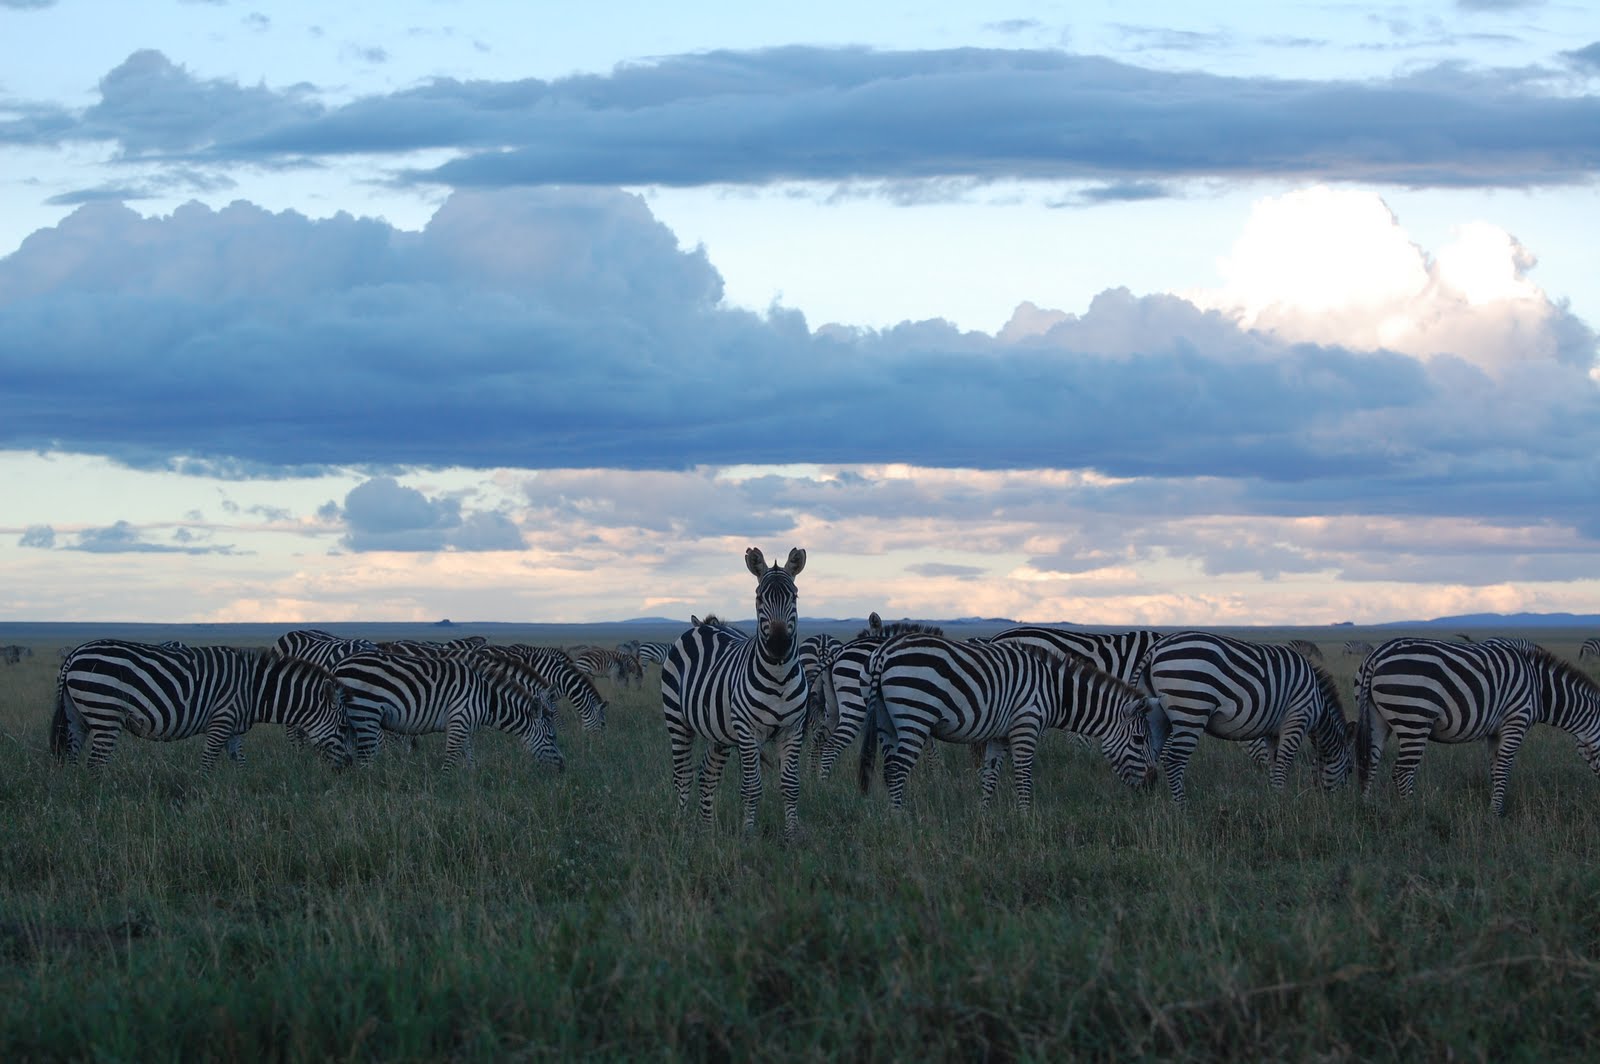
<box><xmin>569</xmin><ymin>645</ymin><xmax>644</xmax><ymax>689</ymax></box>
<box><xmin>798</xmin><ymin>633</ymin><xmax>845</xmax><ymax>767</ymax></box>
<box><xmin>1357</xmin><ymin>637</ymin><xmax>1600</xmax><ymax>816</ymax></box>
<box><xmin>814</xmin><ymin>637</ymin><xmax>890</xmax><ymax>779</ymax></box>
<box><xmin>481</xmin><ymin>644</ymin><xmax>608</xmax><ymax>732</ymax></box>
<box><xmin>1140</xmin><ymin>631</ymin><xmax>1352</xmax><ymax>804</ymax></box>
<box><xmin>1</xmin><ymin>644</ymin><xmax>31</xmax><ymax>665</ymax></box>
<box><xmin>1580</xmin><ymin>638</ymin><xmax>1600</xmax><ymax>661</ymax></box>
<box><xmin>379</xmin><ymin>635</ymin><xmax>488</xmax><ymax>656</ymax></box>
<box><xmin>273</xmin><ymin>629</ymin><xmax>380</xmax><ymax>671</ymax></box>
<box><xmin>1343</xmin><ymin>640</ymin><xmax>1375</xmax><ymax>658</ymax></box>
<box><xmin>661</xmin><ymin>547</ymin><xmax>808</xmax><ymax>839</ymax></box>
<box><xmin>856</xmin><ymin>634</ymin><xmax>1156</xmax><ymax>810</ymax></box>
<box><xmin>636</xmin><ymin>641</ymin><xmax>674</xmax><ymax>667</ymax></box>
<box><xmin>1285</xmin><ymin>639</ymin><xmax>1324</xmax><ymax>662</ymax></box>
<box><xmin>335</xmin><ymin>652</ymin><xmax>564</xmax><ymax>770</ymax></box>
<box><xmin>52</xmin><ymin>639</ymin><xmax>350</xmax><ymax>771</ymax></box>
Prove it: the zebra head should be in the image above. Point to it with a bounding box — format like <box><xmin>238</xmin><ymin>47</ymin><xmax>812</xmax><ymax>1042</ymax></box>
<box><xmin>1100</xmin><ymin>694</ymin><xmax>1159</xmax><ymax>788</ymax></box>
<box><xmin>507</xmin><ymin>684</ymin><xmax>565</xmax><ymax>772</ymax></box>
<box><xmin>746</xmin><ymin>546</ymin><xmax>806</xmax><ymax>660</ymax></box>
<box><xmin>1309</xmin><ymin>665</ymin><xmax>1353</xmax><ymax>790</ymax></box>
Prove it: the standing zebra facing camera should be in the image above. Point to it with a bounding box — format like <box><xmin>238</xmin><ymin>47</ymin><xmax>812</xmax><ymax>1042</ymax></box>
<box><xmin>661</xmin><ymin>547</ymin><xmax>809</xmax><ymax>839</ymax></box>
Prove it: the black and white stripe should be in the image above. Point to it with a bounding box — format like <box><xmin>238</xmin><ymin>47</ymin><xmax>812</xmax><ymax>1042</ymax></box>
<box><xmin>569</xmin><ymin>645</ymin><xmax>645</xmax><ymax>689</ymax></box>
<box><xmin>990</xmin><ymin>625</ymin><xmax>1164</xmax><ymax>686</ymax></box>
<box><xmin>1343</xmin><ymin>640</ymin><xmax>1375</xmax><ymax>658</ymax></box>
<box><xmin>335</xmin><ymin>652</ymin><xmax>564</xmax><ymax>770</ymax></box>
<box><xmin>1357</xmin><ymin>637</ymin><xmax>1600</xmax><ymax>815</ymax></box>
<box><xmin>1140</xmin><ymin>631</ymin><xmax>1352</xmax><ymax>804</ymax></box>
<box><xmin>857</xmin><ymin>634</ymin><xmax>1157</xmax><ymax>810</ymax></box>
<box><xmin>1580</xmin><ymin>638</ymin><xmax>1600</xmax><ymax>661</ymax></box>
<box><xmin>798</xmin><ymin>633</ymin><xmax>844</xmax><ymax>766</ymax></box>
<box><xmin>273</xmin><ymin>629</ymin><xmax>381</xmax><ymax>671</ymax></box>
<box><xmin>53</xmin><ymin>639</ymin><xmax>350</xmax><ymax>771</ymax></box>
<box><xmin>636</xmin><ymin>641</ymin><xmax>674</xmax><ymax>667</ymax></box>
<box><xmin>661</xmin><ymin>547</ymin><xmax>809</xmax><ymax>838</ymax></box>
<box><xmin>489</xmin><ymin>644</ymin><xmax>608</xmax><ymax>732</ymax></box>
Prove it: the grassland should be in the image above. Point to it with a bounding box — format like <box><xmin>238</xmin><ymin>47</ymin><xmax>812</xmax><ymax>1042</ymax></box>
<box><xmin>3</xmin><ymin>623</ymin><xmax>1600</xmax><ymax>1061</ymax></box>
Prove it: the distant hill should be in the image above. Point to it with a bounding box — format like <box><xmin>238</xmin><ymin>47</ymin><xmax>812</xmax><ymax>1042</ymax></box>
<box><xmin>1377</xmin><ymin>612</ymin><xmax>1600</xmax><ymax>629</ymax></box>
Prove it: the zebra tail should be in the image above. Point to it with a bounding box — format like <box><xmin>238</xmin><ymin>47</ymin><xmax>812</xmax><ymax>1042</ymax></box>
<box><xmin>857</xmin><ymin>651</ymin><xmax>888</xmax><ymax>794</ymax></box>
<box><xmin>48</xmin><ymin>672</ymin><xmax>71</xmax><ymax>760</ymax></box>
<box><xmin>1355</xmin><ymin>671</ymin><xmax>1374</xmax><ymax>794</ymax></box>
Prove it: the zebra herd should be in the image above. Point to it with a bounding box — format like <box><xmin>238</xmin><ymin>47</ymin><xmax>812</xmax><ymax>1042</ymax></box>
<box><xmin>33</xmin><ymin>546</ymin><xmax>1600</xmax><ymax>838</ymax></box>
<box><xmin>49</xmin><ymin>630</ymin><xmax>612</xmax><ymax>774</ymax></box>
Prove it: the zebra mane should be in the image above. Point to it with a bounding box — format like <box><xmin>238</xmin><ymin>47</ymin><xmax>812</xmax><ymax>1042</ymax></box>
<box><xmin>1529</xmin><ymin>643</ymin><xmax>1600</xmax><ymax>696</ymax></box>
<box><xmin>1307</xmin><ymin>660</ymin><xmax>1346</xmax><ymax>719</ymax></box>
<box><xmin>1054</xmin><ymin>652</ymin><xmax>1144</xmax><ymax>702</ymax></box>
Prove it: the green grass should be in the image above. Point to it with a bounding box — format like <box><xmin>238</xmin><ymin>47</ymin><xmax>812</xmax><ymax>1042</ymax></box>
<box><xmin>3</xmin><ymin>626</ymin><xmax>1600</xmax><ymax>1061</ymax></box>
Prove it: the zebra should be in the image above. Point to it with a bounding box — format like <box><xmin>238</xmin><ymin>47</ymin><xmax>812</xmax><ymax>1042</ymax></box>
<box><xmin>637</xmin><ymin>641</ymin><xmax>674</xmax><ymax>667</ymax></box>
<box><xmin>334</xmin><ymin>652</ymin><xmax>564</xmax><ymax>770</ymax></box>
<box><xmin>490</xmin><ymin>644</ymin><xmax>608</xmax><ymax>732</ymax></box>
<box><xmin>273</xmin><ymin>629</ymin><xmax>381</xmax><ymax>671</ymax></box>
<box><xmin>1285</xmin><ymin>638</ymin><xmax>1324</xmax><ymax>662</ymax></box>
<box><xmin>855</xmin><ymin>634</ymin><xmax>1156</xmax><ymax>810</ymax></box>
<box><xmin>1</xmin><ymin>644</ymin><xmax>32</xmax><ymax>665</ymax></box>
<box><xmin>661</xmin><ymin>547</ymin><xmax>809</xmax><ymax>839</ymax></box>
<box><xmin>1343</xmin><ymin>640</ymin><xmax>1375</xmax><ymax>658</ymax></box>
<box><xmin>798</xmin><ymin>633</ymin><xmax>845</xmax><ymax>767</ymax></box>
<box><xmin>52</xmin><ymin>639</ymin><xmax>350</xmax><ymax>771</ymax></box>
<box><xmin>1244</xmin><ymin>638</ymin><xmax>1337</xmax><ymax>769</ymax></box>
<box><xmin>1140</xmin><ymin>631</ymin><xmax>1352</xmax><ymax>804</ymax></box>
<box><xmin>1356</xmin><ymin>637</ymin><xmax>1600</xmax><ymax>816</ymax></box>
<box><xmin>568</xmin><ymin>645</ymin><xmax>644</xmax><ymax>689</ymax></box>
<box><xmin>1580</xmin><ymin>638</ymin><xmax>1600</xmax><ymax>661</ymax></box>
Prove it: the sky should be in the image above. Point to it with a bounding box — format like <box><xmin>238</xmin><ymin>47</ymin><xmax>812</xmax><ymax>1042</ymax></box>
<box><xmin>0</xmin><ymin>0</ymin><xmax>1597</xmax><ymax>627</ymax></box>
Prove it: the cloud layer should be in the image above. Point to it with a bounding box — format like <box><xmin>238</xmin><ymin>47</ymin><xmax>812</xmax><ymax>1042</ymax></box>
<box><xmin>5</xmin><ymin>46</ymin><xmax>1599</xmax><ymax>197</ymax></box>
<box><xmin>0</xmin><ymin>186</ymin><xmax>1594</xmax><ymax>542</ymax></box>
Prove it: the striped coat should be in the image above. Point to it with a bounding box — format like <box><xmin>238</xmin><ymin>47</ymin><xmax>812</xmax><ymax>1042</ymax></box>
<box><xmin>661</xmin><ymin>547</ymin><xmax>809</xmax><ymax>838</ymax></box>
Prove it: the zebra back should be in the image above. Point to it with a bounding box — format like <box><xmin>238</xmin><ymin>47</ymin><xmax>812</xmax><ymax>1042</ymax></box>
<box><xmin>1580</xmin><ymin>637</ymin><xmax>1600</xmax><ymax>661</ymax></box>
<box><xmin>991</xmin><ymin>625</ymin><xmax>1162</xmax><ymax>685</ymax></box>
<box><xmin>274</xmin><ymin>629</ymin><xmax>380</xmax><ymax>671</ymax></box>
<box><xmin>489</xmin><ymin>644</ymin><xmax>607</xmax><ymax>731</ymax></box>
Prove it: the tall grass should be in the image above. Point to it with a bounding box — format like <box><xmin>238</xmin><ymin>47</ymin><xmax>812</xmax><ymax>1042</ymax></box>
<box><xmin>3</xmin><ymin>628</ymin><xmax>1600</xmax><ymax>1060</ymax></box>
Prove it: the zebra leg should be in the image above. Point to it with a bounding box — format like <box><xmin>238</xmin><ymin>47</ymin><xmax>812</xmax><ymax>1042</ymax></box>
<box><xmin>665</xmin><ymin>719</ymin><xmax>696</xmax><ymax>816</ymax></box>
<box><xmin>696</xmin><ymin>743</ymin><xmax>732</xmax><ymax>825</ymax></box>
<box><xmin>1158</xmin><ymin>722</ymin><xmax>1205</xmax><ymax>805</ymax></box>
<box><xmin>443</xmin><ymin>722</ymin><xmax>474</xmax><ymax>771</ymax></box>
<box><xmin>1268</xmin><ymin>707</ymin><xmax>1313</xmax><ymax>790</ymax></box>
<box><xmin>1008</xmin><ymin>710</ymin><xmax>1044</xmax><ymax>811</ymax></box>
<box><xmin>883</xmin><ymin>726</ymin><xmax>931</xmax><ymax>810</ymax></box>
<box><xmin>819</xmin><ymin>708</ymin><xmax>865</xmax><ymax>781</ymax></box>
<box><xmin>1488</xmin><ymin>716</ymin><xmax>1532</xmax><ymax>817</ymax></box>
<box><xmin>978</xmin><ymin>741</ymin><xmax>1006</xmax><ymax>808</ymax></box>
<box><xmin>734</xmin><ymin>730</ymin><xmax>766</xmax><ymax>835</ymax></box>
<box><xmin>1388</xmin><ymin>725</ymin><xmax>1433</xmax><ymax>800</ymax></box>
<box><xmin>226</xmin><ymin>732</ymin><xmax>245</xmax><ymax>764</ymax></box>
<box><xmin>1246</xmin><ymin>737</ymin><xmax>1274</xmax><ymax>769</ymax></box>
<box><xmin>84</xmin><ymin>721</ymin><xmax>123</xmax><ymax>771</ymax></box>
<box><xmin>775</xmin><ymin>725</ymin><xmax>803</xmax><ymax>840</ymax></box>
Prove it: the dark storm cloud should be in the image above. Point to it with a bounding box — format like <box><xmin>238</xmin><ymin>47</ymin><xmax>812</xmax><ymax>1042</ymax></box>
<box><xmin>9</xmin><ymin>46</ymin><xmax>1599</xmax><ymax>191</ymax></box>
<box><xmin>0</xmin><ymin>187</ymin><xmax>1594</xmax><ymax>534</ymax></box>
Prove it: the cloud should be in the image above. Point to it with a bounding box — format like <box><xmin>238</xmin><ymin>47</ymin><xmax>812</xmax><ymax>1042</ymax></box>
<box><xmin>10</xmin><ymin>47</ymin><xmax>1599</xmax><ymax>191</ymax></box>
<box><xmin>18</xmin><ymin>524</ymin><xmax>54</xmax><ymax>548</ymax></box>
<box><xmin>0</xmin><ymin>186</ymin><xmax>1594</xmax><ymax>543</ymax></box>
<box><xmin>332</xmin><ymin>476</ymin><xmax>525</xmax><ymax>552</ymax></box>
<box><xmin>69</xmin><ymin>520</ymin><xmax>236</xmax><ymax>554</ymax></box>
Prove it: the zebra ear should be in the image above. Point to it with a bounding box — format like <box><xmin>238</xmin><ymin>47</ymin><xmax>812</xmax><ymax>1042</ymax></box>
<box><xmin>745</xmin><ymin>547</ymin><xmax>768</xmax><ymax>576</ymax></box>
<box><xmin>784</xmin><ymin>547</ymin><xmax>806</xmax><ymax>577</ymax></box>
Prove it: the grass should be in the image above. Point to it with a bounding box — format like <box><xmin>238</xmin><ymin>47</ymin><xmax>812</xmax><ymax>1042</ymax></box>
<box><xmin>2</xmin><ymin>625</ymin><xmax>1599</xmax><ymax>1060</ymax></box>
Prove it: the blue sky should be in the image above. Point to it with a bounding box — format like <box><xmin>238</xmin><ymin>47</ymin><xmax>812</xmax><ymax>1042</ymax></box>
<box><xmin>0</xmin><ymin>0</ymin><xmax>1596</xmax><ymax>625</ymax></box>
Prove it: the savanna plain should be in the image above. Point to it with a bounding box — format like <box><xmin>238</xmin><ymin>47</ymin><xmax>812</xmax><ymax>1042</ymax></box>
<box><xmin>4</xmin><ymin>621</ymin><xmax>1600</xmax><ymax>1062</ymax></box>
